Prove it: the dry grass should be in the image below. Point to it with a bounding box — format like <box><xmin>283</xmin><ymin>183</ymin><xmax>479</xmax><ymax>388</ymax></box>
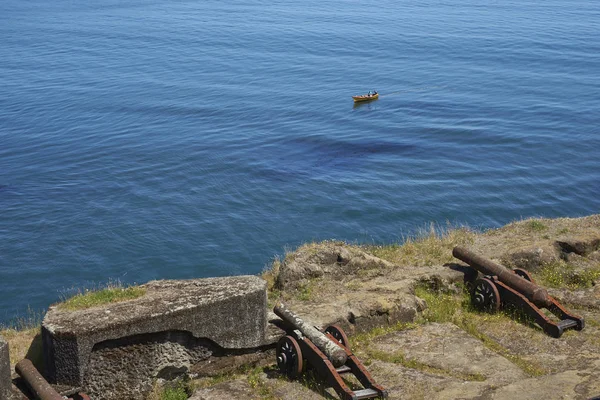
<box><xmin>0</xmin><ymin>307</ymin><xmax>44</xmax><ymax>368</ymax></box>
<box><xmin>366</xmin><ymin>225</ymin><xmax>475</xmax><ymax>267</ymax></box>
<box><xmin>0</xmin><ymin>327</ymin><xmax>41</xmax><ymax>367</ymax></box>
<box><xmin>477</xmin><ymin>215</ymin><xmax>600</xmax><ymax>255</ymax></box>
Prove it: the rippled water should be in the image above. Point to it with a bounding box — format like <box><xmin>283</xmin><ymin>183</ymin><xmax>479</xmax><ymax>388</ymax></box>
<box><xmin>1</xmin><ymin>0</ymin><xmax>599</xmax><ymax>323</ymax></box>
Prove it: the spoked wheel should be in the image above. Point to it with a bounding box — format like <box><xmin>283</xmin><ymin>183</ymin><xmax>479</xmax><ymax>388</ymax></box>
<box><xmin>472</xmin><ymin>278</ymin><xmax>500</xmax><ymax>312</ymax></box>
<box><xmin>276</xmin><ymin>336</ymin><xmax>303</xmax><ymax>379</ymax></box>
<box><xmin>513</xmin><ymin>268</ymin><xmax>535</xmax><ymax>283</ymax></box>
<box><xmin>324</xmin><ymin>325</ymin><xmax>350</xmax><ymax>348</ymax></box>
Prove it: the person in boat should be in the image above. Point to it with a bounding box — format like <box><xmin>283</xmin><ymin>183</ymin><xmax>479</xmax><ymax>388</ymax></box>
<box><xmin>367</xmin><ymin>91</ymin><xmax>372</xmax><ymax>97</ymax></box>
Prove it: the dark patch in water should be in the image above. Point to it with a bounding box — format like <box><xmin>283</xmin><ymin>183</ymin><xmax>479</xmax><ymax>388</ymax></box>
<box><xmin>289</xmin><ymin>136</ymin><xmax>419</xmax><ymax>170</ymax></box>
<box><xmin>289</xmin><ymin>135</ymin><xmax>417</xmax><ymax>157</ymax></box>
<box><xmin>252</xmin><ymin>137</ymin><xmax>420</xmax><ymax>182</ymax></box>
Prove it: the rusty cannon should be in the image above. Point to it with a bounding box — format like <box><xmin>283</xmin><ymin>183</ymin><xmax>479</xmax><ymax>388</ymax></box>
<box><xmin>274</xmin><ymin>303</ymin><xmax>387</xmax><ymax>400</ymax></box>
<box><xmin>15</xmin><ymin>359</ymin><xmax>90</xmax><ymax>400</ymax></box>
<box><xmin>453</xmin><ymin>246</ymin><xmax>584</xmax><ymax>338</ymax></box>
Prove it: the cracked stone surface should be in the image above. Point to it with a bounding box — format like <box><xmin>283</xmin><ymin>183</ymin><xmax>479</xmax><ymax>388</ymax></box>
<box><xmin>369</xmin><ymin>323</ymin><xmax>527</xmax><ymax>387</ymax></box>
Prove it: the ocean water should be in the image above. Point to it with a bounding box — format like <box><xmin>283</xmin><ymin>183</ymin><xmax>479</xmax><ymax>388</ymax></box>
<box><xmin>1</xmin><ymin>0</ymin><xmax>599</xmax><ymax>324</ymax></box>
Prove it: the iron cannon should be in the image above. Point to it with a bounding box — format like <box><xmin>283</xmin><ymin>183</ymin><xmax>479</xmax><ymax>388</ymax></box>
<box><xmin>453</xmin><ymin>246</ymin><xmax>584</xmax><ymax>338</ymax></box>
<box><xmin>274</xmin><ymin>303</ymin><xmax>387</xmax><ymax>400</ymax></box>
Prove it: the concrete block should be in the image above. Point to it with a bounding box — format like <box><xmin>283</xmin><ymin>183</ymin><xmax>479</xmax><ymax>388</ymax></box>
<box><xmin>0</xmin><ymin>335</ymin><xmax>13</xmax><ymax>400</ymax></box>
<box><xmin>42</xmin><ymin>275</ymin><xmax>271</xmax><ymax>395</ymax></box>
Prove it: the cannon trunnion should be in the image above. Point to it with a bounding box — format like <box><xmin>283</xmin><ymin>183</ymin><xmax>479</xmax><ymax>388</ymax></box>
<box><xmin>453</xmin><ymin>246</ymin><xmax>584</xmax><ymax>338</ymax></box>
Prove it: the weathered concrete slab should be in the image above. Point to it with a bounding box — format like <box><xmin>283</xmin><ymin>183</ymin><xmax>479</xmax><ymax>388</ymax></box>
<box><xmin>42</xmin><ymin>276</ymin><xmax>271</xmax><ymax>398</ymax></box>
<box><xmin>487</xmin><ymin>369</ymin><xmax>600</xmax><ymax>400</ymax></box>
<box><xmin>0</xmin><ymin>335</ymin><xmax>14</xmax><ymax>400</ymax></box>
<box><xmin>369</xmin><ymin>323</ymin><xmax>526</xmax><ymax>387</ymax></box>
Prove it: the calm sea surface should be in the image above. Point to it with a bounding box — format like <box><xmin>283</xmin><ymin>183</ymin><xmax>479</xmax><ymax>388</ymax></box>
<box><xmin>1</xmin><ymin>0</ymin><xmax>599</xmax><ymax>324</ymax></box>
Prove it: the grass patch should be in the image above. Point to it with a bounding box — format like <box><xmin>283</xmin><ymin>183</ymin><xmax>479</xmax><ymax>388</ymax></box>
<box><xmin>160</xmin><ymin>385</ymin><xmax>188</xmax><ymax>400</ymax></box>
<box><xmin>0</xmin><ymin>327</ymin><xmax>41</xmax><ymax>366</ymax></box>
<box><xmin>247</xmin><ymin>366</ymin><xmax>279</xmax><ymax>399</ymax></box>
<box><xmin>262</xmin><ymin>257</ymin><xmax>283</xmax><ymax>306</ymax></box>
<box><xmin>585</xmin><ymin>317</ymin><xmax>600</xmax><ymax>328</ymax></box>
<box><xmin>413</xmin><ymin>284</ymin><xmax>547</xmax><ymax>377</ymax></box>
<box><xmin>262</xmin><ymin>257</ymin><xmax>281</xmax><ymax>292</ymax></box>
<box><xmin>190</xmin><ymin>372</ymin><xmax>236</xmax><ymax>390</ymax></box>
<box><xmin>148</xmin><ymin>381</ymin><xmax>190</xmax><ymax>400</ymax></box>
<box><xmin>366</xmin><ymin>225</ymin><xmax>475</xmax><ymax>267</ymax></box>
<box><xmin>414</xmin><ymin>284</ymin><xmax>464</xmax><ymax>324</ymax></box>
<box><xmin>539</xmin><ymin>261</ymin><xmax>600</xmax><ymax>289</ymax></box>
<box><xmin>345</xmin><ymin>281</ymin><xmax>362</xmax><ymax>290</ymax></box>
<box><xmin>58</xmin><ymin>281</ymin><xmax>146</xmax><ymax>311</ymax></box>
<box><xmin>294</xmin><ymin>279</ymin><xmax>321</xmax><ymax>302</ymax></box>
<box><xmin>0</xmin><ymin>307</ymin><xmax>45</xmax><ymax>367</ymax></box>
<box><xmin>526</xmin><ymin>219</ymin><xmax>548</xmax><ymax>232</ymax></box>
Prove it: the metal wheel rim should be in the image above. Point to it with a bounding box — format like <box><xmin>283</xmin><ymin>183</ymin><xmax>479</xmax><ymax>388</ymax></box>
<box><xmin>513</xmin><ymin>268</ymin><xmax>534</xmax><ymax>283</ymax></box>
<box><xmin>324</xmin><ymin>325</ymin><xmax>350</xmax><ymax>349</ymax></box>
<box><xmin>276</xmin><ymin>336</ymin><xmax>303</xmax><ymax>379</ymax></box>
<box><xmin>472</xmin><ymin>278</ymin><xmax>500</xmax><ymax>312</ymax></box>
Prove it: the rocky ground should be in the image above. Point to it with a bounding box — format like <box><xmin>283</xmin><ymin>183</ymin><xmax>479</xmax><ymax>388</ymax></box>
<box><xmin>4</xmin><ymin>215</ymin><xmax>600</xmax><ymax>400</ymax></box>
<box><xmin>191</xmin><ymin>215</ymin><xmax>600</xmax><ymax>400</ymax></box>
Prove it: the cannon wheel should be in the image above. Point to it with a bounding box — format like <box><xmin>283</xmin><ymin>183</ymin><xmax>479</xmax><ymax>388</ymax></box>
<box><xmin>513</xmin><ymin>268</ymin><xmax>535</xmax><ymax>283</ymax></box>
<box><xmin>472</xmin><ymin>278</ymin><xmax>500</xmax><ymax>312</ymax></box>
<box><xmin>325</xmin><ymin>325</ymin><xmax>350</xmax><ymax>348</ymax></box>
<box><xmin>276</xmin><ymin>336</ymin><xmax>303</xmax><ymax>379</ymax></box>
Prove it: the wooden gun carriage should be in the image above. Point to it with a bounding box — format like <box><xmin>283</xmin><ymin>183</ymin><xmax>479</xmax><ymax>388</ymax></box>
<box><xmin>274</xmin><ymin>303</ymin><xmax>387</xmax><ymax>400</ymax></box>
<box><xmin>453</xmin><ymin>246</ymin><xmax>584</xmax><ymax>338</ymax></box>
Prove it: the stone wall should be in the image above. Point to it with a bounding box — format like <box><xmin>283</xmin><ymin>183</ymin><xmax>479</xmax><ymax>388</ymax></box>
<box><xmin>0</xmin><ymin>335</ymin><xmax>13</xmax><ymax>400</ymax></box>
<box><xmin>42</xmin><ymin>276</ymin><xmax>276</xmax><ymax>400</ymax></box>
<box><xmin>85</xmin><ymin>331</ymin><xmax>221</xmax><ymax>399</ymax></box>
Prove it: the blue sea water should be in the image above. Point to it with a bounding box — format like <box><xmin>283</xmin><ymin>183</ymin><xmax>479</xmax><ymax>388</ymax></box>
<box><xmin>1</xmin><ymin>0</ymin><xmax>599</xmax><ymax>324</ymax></box>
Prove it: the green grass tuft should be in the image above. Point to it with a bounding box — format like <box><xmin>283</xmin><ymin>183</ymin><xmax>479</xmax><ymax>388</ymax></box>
<box><xmin>525</xmin><ymin>219</ymin><xmax>547</xmax><ymax>232</ymax></box>
<box><xmin>367</xmin><ymin>225</ymin><xmax>475</xmax><ymax>267</ymax></box>
<box><xmin>247</xmin><ymin>366</ymin><xmax>279</xmax><ymax>399</ymax></box>
<box><xmin>58</xmin><ymin>282</ymin><xmax>146</xmax><ymax>311</ymax></box>
<box><xmin>413</xmin><ymin>284</ymin><xmax>547</xmax><ymax>377</ymax></box>
<box><xmin>539</xmin><ymin>261</ymin><xmax>600</xmax><ymax>289</ymax></box>
<box><xmin>160</xmin><ymin>385</ymin><xmax>188</xmax><ymax>400</ymax></box>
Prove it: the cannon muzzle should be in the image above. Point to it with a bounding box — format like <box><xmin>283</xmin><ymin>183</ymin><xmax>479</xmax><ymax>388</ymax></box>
<box><xmin>274</xmin><ymin>303</ymin><xmax>347</xmax><ymax>368</ymax></box>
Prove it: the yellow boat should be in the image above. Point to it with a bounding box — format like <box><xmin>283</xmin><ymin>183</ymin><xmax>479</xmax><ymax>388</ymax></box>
<box><xmin>352</xmin><ymin>92</ymin><xmax>379</xmax><ymax>102</ymax></box>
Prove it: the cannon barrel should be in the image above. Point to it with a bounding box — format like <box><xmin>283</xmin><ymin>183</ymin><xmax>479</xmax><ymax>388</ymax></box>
<box><xmin>16</xmin><ymin>359</ymin><xmax>63</xmax><ymax>400</ymax></box>
<box><xmin>274</xmin><ymin>303</ymin><xmax>348</xmax><ymax>368</ymax></box>
<box><xmin>453</xmin><ymin>246</ymin><xmax>551</xmax><ymax>308</ymax></box>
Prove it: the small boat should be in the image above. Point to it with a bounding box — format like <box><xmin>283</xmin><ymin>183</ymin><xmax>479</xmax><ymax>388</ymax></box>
<box><xmin>352</xmin><ymin>91</ymin><xmax>379</xmax><ymax>103</ymax></box>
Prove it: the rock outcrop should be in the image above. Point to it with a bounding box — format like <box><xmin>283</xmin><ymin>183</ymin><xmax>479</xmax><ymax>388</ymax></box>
<box><xmin>5</xmin><ymin>215</ymin><xmax>599</xmax><ymax>400</ymax></box>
